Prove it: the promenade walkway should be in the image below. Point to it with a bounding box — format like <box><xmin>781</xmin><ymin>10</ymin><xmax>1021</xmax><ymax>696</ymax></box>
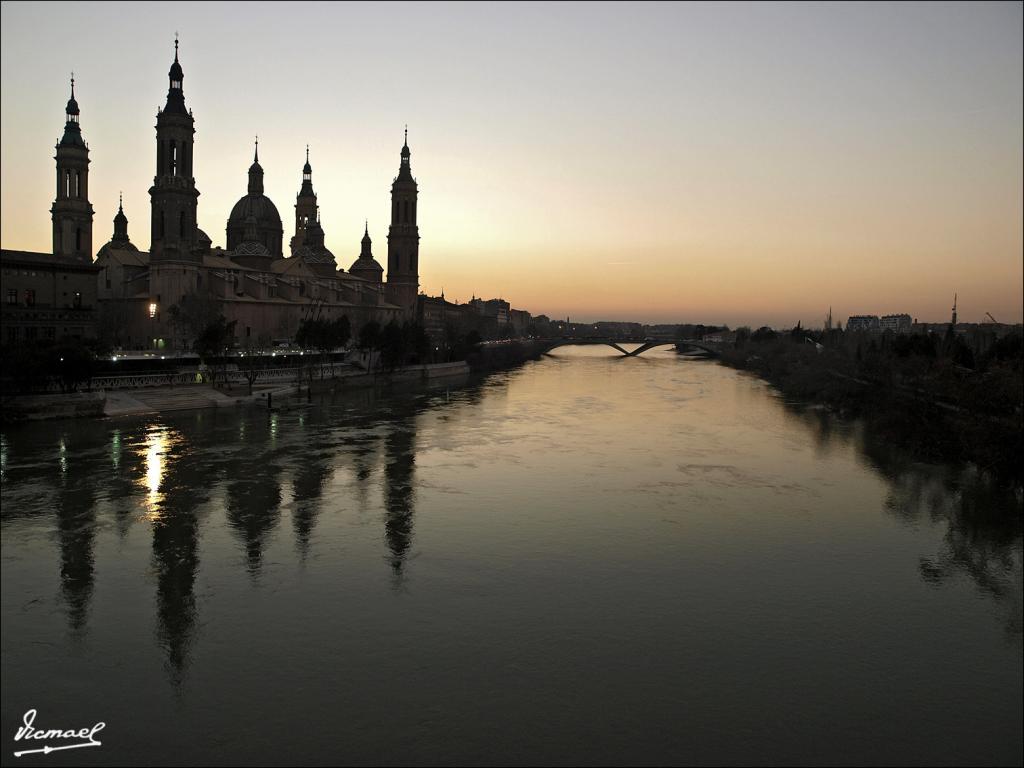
<box><xmin>104</xmin><ymin>383</ymin><xmax>287</xmax><ymax>417</ymax></box>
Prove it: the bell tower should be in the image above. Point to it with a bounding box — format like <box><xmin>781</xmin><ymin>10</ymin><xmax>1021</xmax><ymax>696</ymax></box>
<box><xmin>149</xmin><ymin>36</ymin><xmax>200</xmax><ymax>262</ymax></box>
<box><xmin>386</xmin><ymin>127</ymin><xmax>420</xmax><ymax>316</ymax></box>
<box><xmin>51</xmin><ymin>74</ymin><xmax>94</xmax><ymax>262</ymax></box>
<box><xmin>291</xmin><ymin>145</ymin><xmax>318</xmax><ymax>254</ymax></box>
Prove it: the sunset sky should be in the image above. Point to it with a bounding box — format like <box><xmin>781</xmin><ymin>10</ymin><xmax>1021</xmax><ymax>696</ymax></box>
<box><xmin>1</xmin><ymin>1</ymin><xmax>1021</xmax><ymax>327</ymax></box>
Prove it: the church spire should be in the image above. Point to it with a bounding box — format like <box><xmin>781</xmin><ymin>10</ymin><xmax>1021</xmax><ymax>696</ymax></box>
<box><xmin>300</xmin><ymin>144</ymin><xmax>313</xmax><ymax>188</ymax></box>
<box><xmin>113</xmin><ymin>192</ymin><xmax>130</xmax><ymax>242</ymax></box>
<box><xmin>60</xmin><ymin>73</ymin><xmax>84</xmax><ymax>147</ymax></box>
<box><xmin>397</xmin><ymin>125</ymin><xmax>413</xmax><ymax>180</ymax></box>
<box><xmin>164</xmin><ymin>35</ymin><xmax>186</xmax><ymax>114</ymax></box>
<box><xmin>247</xmin><ymin>137</ymin><xmax>264</xmax><ymax>195</ymax></box>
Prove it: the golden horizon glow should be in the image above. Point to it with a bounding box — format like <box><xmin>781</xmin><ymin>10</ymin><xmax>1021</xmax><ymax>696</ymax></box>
<box><xmin>1</xmin><ymin>2</ymin><xmax>1021</xmax><ymax>327</ymax></box>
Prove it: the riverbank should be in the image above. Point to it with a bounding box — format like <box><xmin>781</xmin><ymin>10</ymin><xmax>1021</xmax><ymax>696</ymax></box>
<box><xmin>0</xmin><ymin>361</ymin><xmax>471</xmax><ymax>421</ymax></box>
<box><xmin>465</xmin><ymin>339</ymin><xmax>548</xmax><ymax>371</ymax></box>
<box><xmin>714</xmin><ymin>338</ymin><xmax>1023</xmax><ymax>486</ymax></box>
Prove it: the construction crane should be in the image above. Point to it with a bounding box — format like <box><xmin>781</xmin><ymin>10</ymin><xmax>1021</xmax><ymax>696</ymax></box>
<box><xmin>986</xmin><ymin>312</ymin><xmax>998</xmax><ymax>324</ymax></box>
<box><xmin>951</xmin><ymin>293</ymin><xmax>957</xmax><ymax>326</ymax></box>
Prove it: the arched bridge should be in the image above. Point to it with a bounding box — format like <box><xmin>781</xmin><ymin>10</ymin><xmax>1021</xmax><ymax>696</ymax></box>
<box><xmin>539</xmin><ymin>338</ymin><xmax>721</xmax><ymax>357</ymax></box>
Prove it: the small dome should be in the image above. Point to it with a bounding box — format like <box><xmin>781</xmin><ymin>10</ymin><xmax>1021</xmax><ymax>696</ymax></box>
<box><xmin>96</xmin><ymin>239</ymin><xmax>139</xmax><ymax>258</ymax></box>
<box><xmin>302</xmin><ymin>159</ymin><xmax>312</xmax><ymax>174</ymax></box>
<box><xmin>349</xmin><ymin>256</ymin><xmax>384</xmax><ymax>276</ymax></box>
<box><xmin>66</xmin><ymin>96</ymin><xmax>80</xmax><ymax>116</ymax></box>
<box><xmin>295</xmin><ymin>244</ymin><xmax>336</xmax><ymax>265</ymax></box>
<box><xmin>196</xmin><ymin>228</ymin><xmax>211</xmax><ymax>246</ymax></box>
<box><xmin>169</xmin><ymin>59</ymin><xmax>184</xmax><ymax>82</ymax></box>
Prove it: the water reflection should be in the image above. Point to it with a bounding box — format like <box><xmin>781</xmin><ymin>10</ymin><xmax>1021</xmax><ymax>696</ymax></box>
<box><xmin>790</xmin><ymin>402</ymin><xmax>1023</xmax><ymax>641</ymax></box>
<box><xmin>383</xmin><ymin>418</ymin><xmax>417</xmax><ymax>584</ymax></box>
<box><xmin>0</xmin><ymin>361</ymin><xmax>1019</xmax><ymax>763</ymax></box>
<box><xmin>56</xmin><ymin>433</ymin><xmax>97</xmax><ymax>637</ymax></box>
<box><xmin>226</xmin><ymin>415</ymin><xmax>283</xmax><ymax>577</ymax></box>
<box><xmin>138</xmin><ymin>425</ymin><xmax>181</xmax><ymax>519</ymax></box>
<box><xmin>290</xmin><ymin>446</ymin><xmax>332</xmax><ymax>560</ymax></box>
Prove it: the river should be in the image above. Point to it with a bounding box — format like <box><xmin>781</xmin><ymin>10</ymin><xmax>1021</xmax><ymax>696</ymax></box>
<box><xmin>1</xmin><ymin>346</ymin><xmax>1021</xmax><ymax>766</ymax></box>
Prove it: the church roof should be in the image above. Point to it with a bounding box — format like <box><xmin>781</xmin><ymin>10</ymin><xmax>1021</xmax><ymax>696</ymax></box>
<box><xmin>271</xmin><ymin>257</ymin><xmax>316</xmax><ymax>275</ymax></box>
<box><xmin>233</xmin><ymin>240</ymin><xmax>273</xmax><ymax>259</ymax></box>
<box><xmin>0</xmin><ymin>249</ymin><xmax>100</xmax><ymax>271</ymax></box>
<box><xmin>203</xmin><ymin>252</ymin><xmax>254</xmax><ymax>271</ymax></box>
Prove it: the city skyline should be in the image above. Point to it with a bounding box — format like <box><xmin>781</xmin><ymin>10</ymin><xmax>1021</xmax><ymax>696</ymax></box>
<box><xmin>1</xmin><ymin>1</ymin><xmax>1021</xmax><ymax>327</ymax></box>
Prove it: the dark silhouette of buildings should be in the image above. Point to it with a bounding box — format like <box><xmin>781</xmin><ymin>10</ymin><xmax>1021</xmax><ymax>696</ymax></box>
<box><xmin>2</xmin><ymin>39</ymin><xmax>426</xmax><ymax>351</ymax></box>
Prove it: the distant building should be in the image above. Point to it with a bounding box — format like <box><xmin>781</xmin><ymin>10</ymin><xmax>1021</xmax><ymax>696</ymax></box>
<box><xmin>879</xmin><ymin>313</ymin><xmax>912</xmax><ymax>333</ymax></box>
<box><xmin>417</xmin><ymin>293</ymin><xmax>465</xmax><ymax>346</ymax></box>
<box><xmin>469</xmin><ymin>297</ymin><xmax>510</xmax><ymax>325</ymax></box>
<box><xmin>509</xmin><ymin>308</ymin><xmax>532</xmax><ymax>335</ymax></box>
<box><xmin>846</xmin><ymin>315</ymin><xmax>880</xmax><ymax>332</ymax></box>
<box><xmin>594</xmin><ymin>321</ymin><xmax>644</xmax><ymax>339</ymax></box>
<box><xmin>702</xmin><ymin>330</ymin><xmax>737</xmax><ymax>343</ymax></box>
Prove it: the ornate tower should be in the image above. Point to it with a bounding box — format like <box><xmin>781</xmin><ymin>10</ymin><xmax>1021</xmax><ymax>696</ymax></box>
<box><xmin>291</xmin><ymin>145</ymin><xmax>318</xmax><ymax>254</ymax></box>
<box><xmin>112</xmin><ymin>193</ymin><xmax>130</xmax><ymax>244</ymax></box>
<box><xmin>149</xmin><ymin>37</ymin><xmax>200</xmax><ymax>262</ymax></box>
<box><xmin>350</xmin><ymin>221</ymin><xmax>383</xmax><ymax>284</ymax></box>
<box><xmin>386</xmin><ymin>128</ymin><xmax>420</xmax><ymax>315</ymax></box>
<box><xmin>51</xmin><ymin>75</ymin><xmax>94</xmax><ymax>262</ymax></box>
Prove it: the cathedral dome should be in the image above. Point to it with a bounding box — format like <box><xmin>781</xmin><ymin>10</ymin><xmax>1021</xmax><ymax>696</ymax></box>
<box><xmin>226</xmin><ymin>192</ymin><xmax>283</xmax><ymax>257</ymax></box>
<box><xmin>228</xmin><ymin>193</ymin><xmax>282</xmax><ymax>230</ymax></box>
<box><xmin>226</xmin><ymin>140</ymin><xmax>284</xmax><ymax>257</ymax></box>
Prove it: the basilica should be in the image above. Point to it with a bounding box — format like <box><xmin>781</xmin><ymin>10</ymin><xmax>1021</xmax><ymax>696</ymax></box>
<box><xmin>19</xmin><ymin>40</ymin><xmax>422</xmax><ymax>351</ymax></box>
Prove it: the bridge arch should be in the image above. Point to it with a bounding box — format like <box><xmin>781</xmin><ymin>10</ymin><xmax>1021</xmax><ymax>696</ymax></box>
<box><xmin>539</xmin><ymin>338</ymin><xmax>719</xmax><ymax>357</ymax></box>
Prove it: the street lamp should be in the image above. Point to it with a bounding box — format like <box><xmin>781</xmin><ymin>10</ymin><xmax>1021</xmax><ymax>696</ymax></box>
<box><xmin>149</xmin><ymin>301</ymin><xmax>158</xmax><ymax>352</ymax></box>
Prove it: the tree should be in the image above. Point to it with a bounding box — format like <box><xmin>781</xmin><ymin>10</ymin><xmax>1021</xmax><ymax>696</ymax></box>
<box><xmin>378</xmin><ymin>321</ymin><xmax>405</xmax><ymax>372</ymax></box>
<box><xmin>194</xmin><ymin>315</ymin><xmax>237</xmax><ymax>387</ymax></box>
<box><xmin>296</xmin><ymin>315</ymin><xmax>352</xmax><ymax>378</ymax></box>
<box><xmin>96</xmin><ymin>297</ymin><xmax>133</xmax><ymax>349</ymax></box>
<box><xmin>52</xmin><ymin>338</ymin><xmax>98</xmax><ymax>393</ymax></box>
<box><xmin>403</xmin><ymin>321</ymin><xmax>430</xmax><ymax>364</ymax></box>
<box><xmin>357</xmin><ymin>320</ymin><xmax>381</xmax><ymax>371</ymax></box>
<box><xmin>168</xmin><ymin>291</ymin><xmax>225</xmax><ymax>351</ymax></box>
<box><xmin>239</xmin><ymin>332</ymin><xmax>272</xmax><ymax>394</ymax></box>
